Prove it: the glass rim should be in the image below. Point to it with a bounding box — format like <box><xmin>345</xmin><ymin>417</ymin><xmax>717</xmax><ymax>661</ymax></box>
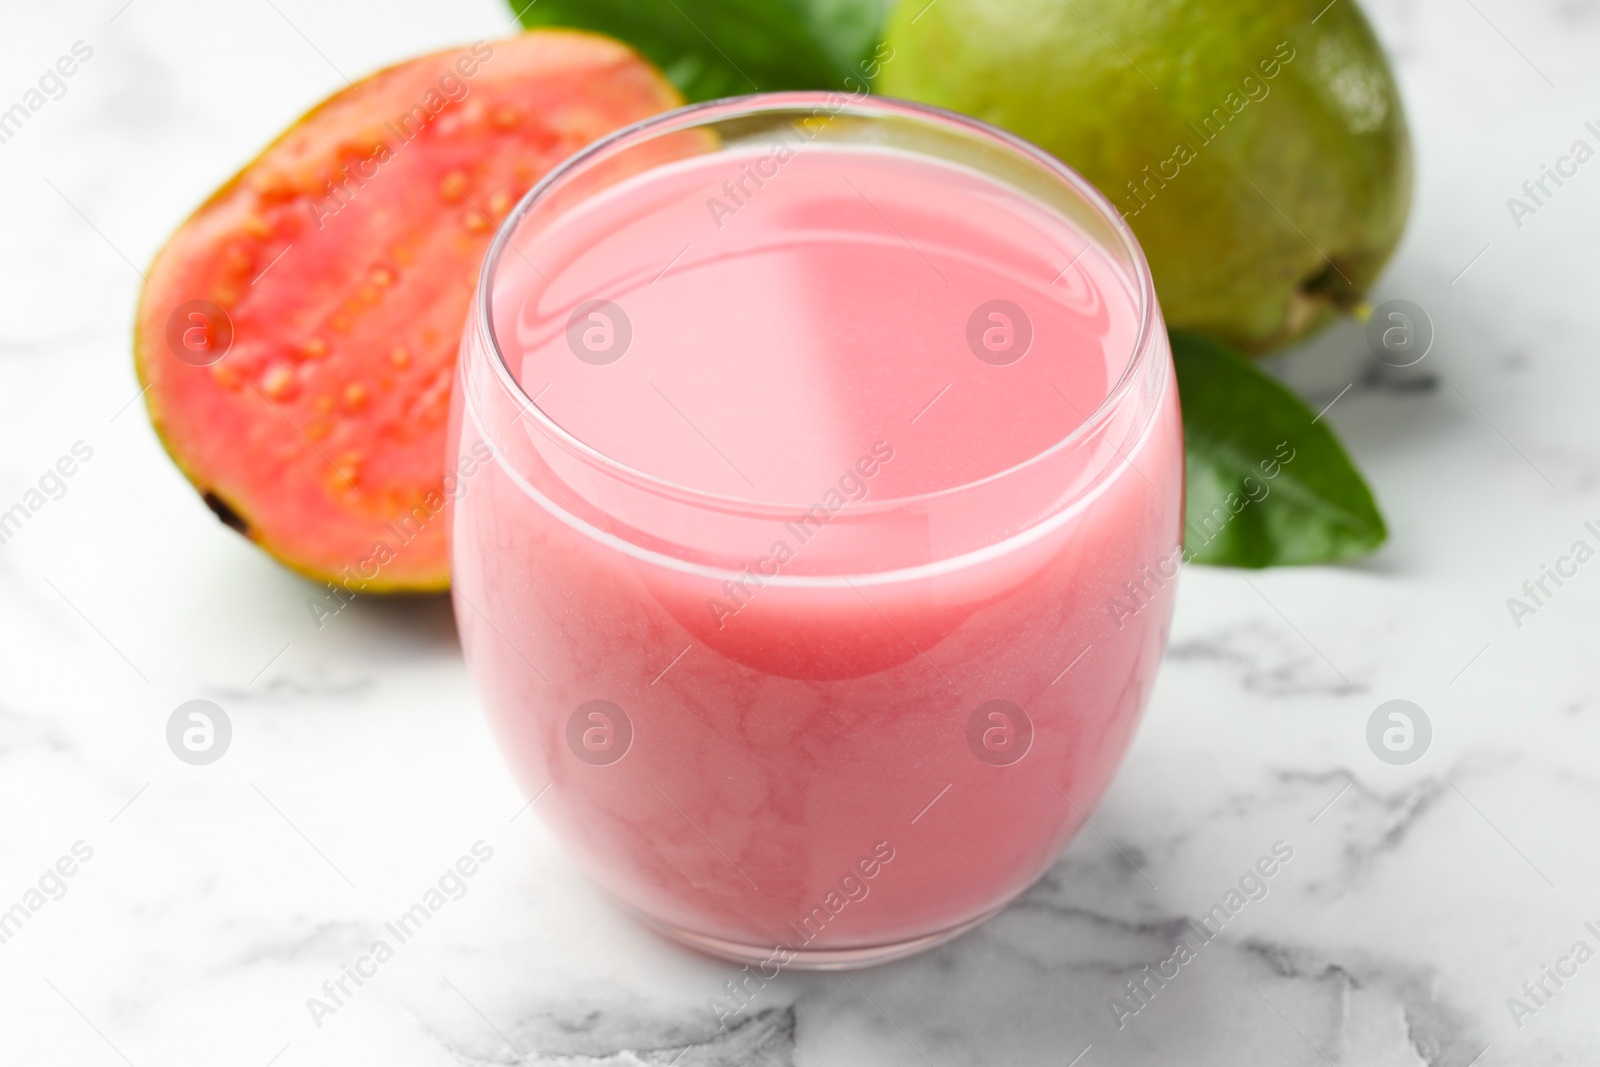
<box><xmin>474</xmin><ymin>90</ymin><xmax>1161</xmax><ymax>518</ymax></box>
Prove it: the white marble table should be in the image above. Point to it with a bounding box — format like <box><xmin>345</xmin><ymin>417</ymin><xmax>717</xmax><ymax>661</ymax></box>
<box><xmin>2</xmin><ymin>0</ymin><xmax>1596</xmax><ymax>1063</ymax></box>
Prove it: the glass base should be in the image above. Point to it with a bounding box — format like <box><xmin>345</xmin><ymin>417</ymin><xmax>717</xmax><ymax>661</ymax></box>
<box><xmin>624</xmin><ymin>902</ymin><xmax>1005</xmax><ymax>970</ymax></box>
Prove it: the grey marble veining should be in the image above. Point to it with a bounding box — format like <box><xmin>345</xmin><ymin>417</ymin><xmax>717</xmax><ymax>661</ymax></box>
<box><xmin>2</xmin><ymin>0</ymin><xmax>1598</xmax><ymax>1063</ymax></box>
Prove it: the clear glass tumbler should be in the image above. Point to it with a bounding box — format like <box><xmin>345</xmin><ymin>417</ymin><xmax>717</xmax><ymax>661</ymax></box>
<box><xmin>450</xmin><ymin>92</ymin><xmax>1182</xmax><ymax>968</ymax></box>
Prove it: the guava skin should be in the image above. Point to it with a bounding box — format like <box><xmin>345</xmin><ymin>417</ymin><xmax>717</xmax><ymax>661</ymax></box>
<box><xmin>878</xmin><ymin>0</ymin><xmax>1412</xmax><ymax>354</ymax></box>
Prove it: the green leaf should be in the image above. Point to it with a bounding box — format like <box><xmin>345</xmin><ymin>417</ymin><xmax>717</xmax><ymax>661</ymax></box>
<box><xmin>1172</xmin><ymin>329</ymin><xmax>1386</xmax><ymax>568</ymax></box>
<box><xmin>510</xmin><ymin>0</ymin><xmax>890</xmax><ymax>103</ymax></box>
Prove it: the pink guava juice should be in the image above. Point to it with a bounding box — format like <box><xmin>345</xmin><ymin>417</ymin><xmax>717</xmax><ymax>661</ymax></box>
<box><xmin>451</xmin><ymin>95</ymin><xmax>1183</xmax><ymax>966</ymax></box>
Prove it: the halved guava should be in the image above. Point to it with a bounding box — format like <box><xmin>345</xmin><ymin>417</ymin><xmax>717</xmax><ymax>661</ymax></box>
<box><xmin>135</xmin><ymin>30</ymin><xmax>680</xmax><ymax>591</ymax></box>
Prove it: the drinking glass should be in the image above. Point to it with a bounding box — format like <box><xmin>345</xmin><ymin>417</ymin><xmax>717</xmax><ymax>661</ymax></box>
<box><xmin>450</xmin><ymin>92</ymin><xmax>1182</xmax><ymax>968</ymax></box>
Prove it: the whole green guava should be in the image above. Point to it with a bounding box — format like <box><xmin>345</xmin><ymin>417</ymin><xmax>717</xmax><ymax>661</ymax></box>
<box><xmin>878</xmin><ymin>0</ymin><xmax>1412</xmax><ymax>354</ymax></box>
